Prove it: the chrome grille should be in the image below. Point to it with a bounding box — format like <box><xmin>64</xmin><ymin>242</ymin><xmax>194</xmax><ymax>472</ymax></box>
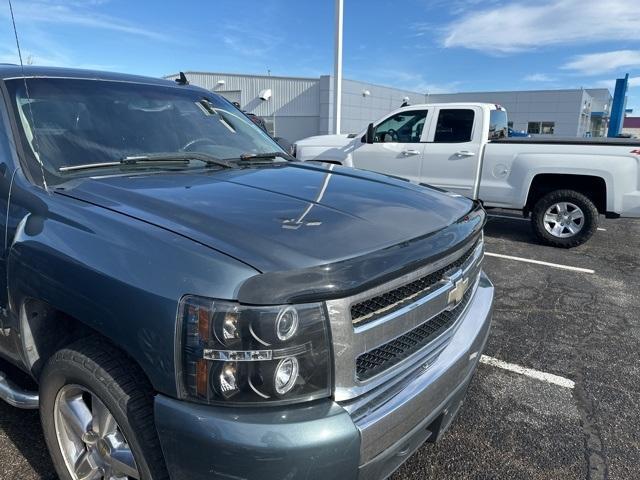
<box><xmin>356</xmin><ymin>283</ymin><xmax>474</xmax><ymax>380</ymax></box>
<box><xmin>350</xmin><ymin>242</ymin><xmax>478</xmax><ymax>326</ymax></box>
<box><xmin>325</xmin><ymin>237</ymin><xmax>484</xmax><ymax>402</ymax></box>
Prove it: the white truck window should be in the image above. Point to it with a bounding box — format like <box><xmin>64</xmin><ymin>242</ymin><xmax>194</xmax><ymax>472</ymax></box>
<box><xmin>374</xmin><ymin>110</ymin><xmax>428</xmax><ymax>143</ymax></box>
<box><xmin>434</xmin><ymin>109</ymin><xmax>475</xmax><ymax>143</ymax></box>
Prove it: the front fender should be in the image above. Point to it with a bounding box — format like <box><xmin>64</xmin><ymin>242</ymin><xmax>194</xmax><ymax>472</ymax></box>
<box><xmin>7</xmin><ymin>190</ymin><xmax>258</xmax><ymax>396</ymax></box>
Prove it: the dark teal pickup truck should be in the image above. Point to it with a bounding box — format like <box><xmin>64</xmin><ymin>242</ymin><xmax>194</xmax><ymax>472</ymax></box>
<box><xmin>0</xmin><ymin>66</ymin><xmax>493</xmax><ymax>480</ymax></box>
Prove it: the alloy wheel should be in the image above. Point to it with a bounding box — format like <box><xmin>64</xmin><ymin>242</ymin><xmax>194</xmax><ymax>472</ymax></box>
<box><xmin>53</xmin><ymin>384</ymin><xmax>140</xmax><ymax>480</ymax></box>
<box><xmin>543</xmin><ymin>201</ymin><xmax>584</xmax><ymax>238</ymax></box>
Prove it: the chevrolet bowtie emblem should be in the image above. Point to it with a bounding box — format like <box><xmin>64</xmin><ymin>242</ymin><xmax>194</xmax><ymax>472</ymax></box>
<box><xmin>447</xmin><ymin>277</ymin><xmax>469</xmax><ymax>307</ymax></box>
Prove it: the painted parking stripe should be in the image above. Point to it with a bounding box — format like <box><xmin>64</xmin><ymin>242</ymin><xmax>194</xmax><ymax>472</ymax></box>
<box><xmin>485</xmin><ymin>252</ymin><xmax>595</xmax><ymax>274</ymax></box>
<box><xmin>597</xmin><ymin>228</ymin><xmax>606</xmax><ymax>231</ymax></box>
<box><xmin>480</xmin><ymin>355</ymin><xmax>575</xmax><ymax>389</ymax></box>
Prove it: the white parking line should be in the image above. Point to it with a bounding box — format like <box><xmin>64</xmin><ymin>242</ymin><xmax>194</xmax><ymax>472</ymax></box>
<box><xmin>485</xmin><ymin>252</ymin><xmax>595</xmax><ymax>274</ymax></box>
<box><xmin>480</xmin><ymin>355</ymin><xmax>575</xmax><ymax>389</ymax></box>
<box><xmin>488</xmin><ymin>214</ymin><xmax>529</xmax><ymax>222</ymax></box>
<box><xmin>597</xmin><ymin>228</ymin><xmax>606</xmax><ymax>231</ymax></box>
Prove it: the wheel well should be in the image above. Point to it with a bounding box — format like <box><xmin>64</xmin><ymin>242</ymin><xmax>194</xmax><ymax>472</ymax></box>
<box><xmin>20</xmin><ymin>299</ymin><xmax>94</xmax><ymax>379</ymax></box>
<box><xmin>525</xmin><ymin>174</ymin><xmax>607</xmax><ymax>213</ymax></box>
<box><xmin>17</xmin><ymin>298</ymin><xmax>149</xmax><ymax>384</ymax></box>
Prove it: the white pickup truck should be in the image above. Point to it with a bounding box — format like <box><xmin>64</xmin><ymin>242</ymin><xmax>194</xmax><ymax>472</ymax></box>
<box><xmin>294</xmin><ymin>103</ymin><xmax>640</xmax><ymax>247</ymax></box>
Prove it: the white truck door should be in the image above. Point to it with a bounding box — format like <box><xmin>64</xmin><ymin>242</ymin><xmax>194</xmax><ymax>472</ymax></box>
<box><xmin>351</xmin><ymin>109</ymin><xmax>430</xmax><ymax>183</ymax></box>
<box><xmin>420</xmin><ymin>107</ymin><xmax>483</xmax><ymax>197</ymax></box>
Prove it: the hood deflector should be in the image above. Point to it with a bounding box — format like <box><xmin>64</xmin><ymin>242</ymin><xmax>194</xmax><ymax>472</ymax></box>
<box><xmin>237</xmin><ymin>204</ymin><xmax>484</xmax><ymax>304</ymax></box>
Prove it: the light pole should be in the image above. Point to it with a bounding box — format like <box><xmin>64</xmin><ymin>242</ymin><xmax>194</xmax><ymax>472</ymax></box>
<box><xmin>333</xmin><ymin>0</ymin><xmax>343</xmax><ymax>134</ymax></box>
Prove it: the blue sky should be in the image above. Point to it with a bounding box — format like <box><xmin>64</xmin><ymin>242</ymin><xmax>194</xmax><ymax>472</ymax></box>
<box><xmin>0</xmin><ymin>0</ymin><xmax>638</xmax><ymax>111</ymax></box>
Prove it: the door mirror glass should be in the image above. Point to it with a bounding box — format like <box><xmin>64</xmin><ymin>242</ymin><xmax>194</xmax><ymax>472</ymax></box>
<box><xmin>489</xmin><ymin>109</ymin><xmax>508</xmax><ymax>140</ymax></box>
<box><xmin>363</xmin><ymin>122</ymin><xmax>375</xmax><ymax>144</ymax></box>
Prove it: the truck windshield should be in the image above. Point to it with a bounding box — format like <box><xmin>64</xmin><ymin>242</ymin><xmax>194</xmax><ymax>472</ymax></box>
<box><xmin>5</xmin><ymin>77</ymin><xmax>284</xmax><ymax>185</ymax></box>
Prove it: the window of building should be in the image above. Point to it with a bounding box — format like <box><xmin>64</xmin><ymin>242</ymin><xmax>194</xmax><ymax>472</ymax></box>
<box><xmin>527</xmin><ymin>121</ymin><xmax>555</xmax><ymax>135</ymax></box>
<box><xmin>373</xmin><ymin>110</ymin><xmax>428</xmax><ymax>143</ymax></box>
<box><xmin>541</xmin><ymin>122</ymin><xmax>555</xmax><ymax>134</ymax></box>
<box><xmin>434</xmin><ymin>109</ymin><xmax>475</xmax><ymax>143</ymax></box>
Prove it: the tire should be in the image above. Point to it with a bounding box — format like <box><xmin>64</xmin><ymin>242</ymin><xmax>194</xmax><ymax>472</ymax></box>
<box><xmin>531</xmin><ymin>189</ymin><xmax>598</xmax><ymax>248</ymax></box>
<box><xmin>39</xmin><ymin>336</ymin><xmax>169</xmax><ymax>480</ymax></box>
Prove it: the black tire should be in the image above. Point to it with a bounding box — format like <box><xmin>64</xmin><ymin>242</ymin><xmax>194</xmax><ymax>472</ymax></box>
<box><xmin>39</xmin><ymin>336</ymin><xmax>169</xmax><ymax>480</ymax></box>
<box><xmin>531</xmin><ymin>189</ymin><xmax>598</xmax><ymax>248</ymax></box>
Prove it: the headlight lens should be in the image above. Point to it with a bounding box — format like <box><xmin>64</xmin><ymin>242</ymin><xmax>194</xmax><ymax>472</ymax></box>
<box><xmin>179</xmin><ymin>296</ymin><xmax>331</xmax><ymax>405</ymax></box>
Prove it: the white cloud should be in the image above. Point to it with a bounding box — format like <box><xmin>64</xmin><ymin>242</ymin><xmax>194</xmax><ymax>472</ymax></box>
<box><xmin>0</xmin><ymin>45</ymin><xmax>117</xmax><ymax>71</ymax></box>
<box><xmin>0</xmin><ymin>0</ymin><xmax>167</xmax><ymax>41</ymax></box>
<box><xmin>422</xmin><ymin>0</ymin><xmax>501</xmax><ymax>15</ymax></box>
<box><xmin>562</xmin><ymin>50</ymin><xmax>640</xmax><ymax>75</ymax></box>
<box><xmin>217</xmin><ymin>23</ymin><xmax>281</xmax><ymax>57</ymax></box>
<box><xmin>596</xmin><ymin>76</ymin><xmax>640</xmax><ymax>90</ymax></box>
<box><xmin>443</xmin><ymin>0</ymin><xmax>640</xmax><ymax>53</ymax></box>
<box><xmin>524</xmin><ymin>73</ymin><xmax>554</xmax><ymax>82</ymax></box>
<box><xmin>366</xmin><ymin>70</ymin><xmax>461</xmax><ymax>94</ymax></box>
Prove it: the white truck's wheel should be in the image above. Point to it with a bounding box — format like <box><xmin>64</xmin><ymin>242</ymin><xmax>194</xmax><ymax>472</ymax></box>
<box><xmin>531</xmin><ymin>190</ymin><xmax>598</xmax><ymax>248</ymax></box>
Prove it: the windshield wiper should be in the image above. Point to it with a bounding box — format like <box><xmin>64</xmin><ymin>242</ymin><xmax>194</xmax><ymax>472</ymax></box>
<box><xmin>235</xmin><ymin>152</ymin><xmax>295</xmax><ymax>162</ymax></box>
<box><xmin>58</xmin><ymin>152</ymin><xmax>234</xmax><ymax>173</ymax></box>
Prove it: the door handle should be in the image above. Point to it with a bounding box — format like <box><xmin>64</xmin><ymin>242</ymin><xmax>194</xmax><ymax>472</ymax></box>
<box><xmin>401</xmin><ymin>149</ymin><xmax>421</xmax><ymax>156</ymax></box>
<box><xmin>455</xmin><ymin>150</ymin><xmax>476</xmax><ymax>157</ymax></box>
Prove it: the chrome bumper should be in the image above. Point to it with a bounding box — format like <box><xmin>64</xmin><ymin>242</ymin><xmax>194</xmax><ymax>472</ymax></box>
<box><xmin>343</xmin><ymin>271</ymin><xmax>494</xmax><ymax>476</ymax></box>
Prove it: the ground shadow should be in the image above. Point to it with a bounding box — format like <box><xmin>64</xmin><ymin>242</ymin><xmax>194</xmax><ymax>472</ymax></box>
<box><xmin>483</xmin><ymin>215</ymin><xmax>541</xmax><ymax>247</ymax></box>
<box><xmin>0</xmin><ymin>357</ymin><xmax>56</xmax><ymax>479</ymax></box>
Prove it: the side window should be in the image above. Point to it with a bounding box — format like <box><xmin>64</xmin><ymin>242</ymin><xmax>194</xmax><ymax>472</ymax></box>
<box><xmin>434</xmin><ymin>109</ymin><xmax>475</xmax><ymax>143</ymax></box>
<box><xmin>374</xmin><ymin>110</ymin><xmax>428</xmax><ymax>143</ymax></box>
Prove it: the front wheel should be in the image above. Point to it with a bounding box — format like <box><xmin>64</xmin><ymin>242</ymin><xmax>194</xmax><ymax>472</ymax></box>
<box><xmin>39</xmin><ymin>337</ymin><xmax>169</xmax><ymax>480</ymax></box>
<box><xmin>531</xmin><ymin>190</ymin><xmax>598</xmax><ymax>248</ymax></box>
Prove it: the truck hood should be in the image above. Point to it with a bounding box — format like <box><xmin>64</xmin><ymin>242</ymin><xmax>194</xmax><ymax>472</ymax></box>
<box><xmin>58</xmin><ymin>163</ymin><xmax>473</xmax><ymax>273</ymax></box>
<box><xmin>295</xmin><ymin>134</ymin><xmax>354</xmax><ymax>148</ymax></box>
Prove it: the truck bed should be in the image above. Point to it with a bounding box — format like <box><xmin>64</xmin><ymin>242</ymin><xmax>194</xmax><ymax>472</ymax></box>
<box><xmin>490</xmin><ymin>137</ymin><xmax>640</xmax><ymax>146</ymax></box>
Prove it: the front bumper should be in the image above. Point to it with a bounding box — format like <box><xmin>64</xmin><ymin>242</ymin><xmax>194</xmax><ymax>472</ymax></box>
<box><xmin>155</xmin><ymin>272</ymin><xmax>494</xmax><ymax>480</ymax></box>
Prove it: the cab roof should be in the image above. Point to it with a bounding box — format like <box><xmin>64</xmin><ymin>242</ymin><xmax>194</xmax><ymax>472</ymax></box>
<box><xmin>400</xmin><ymin>102</ymin><xmax>501</xmax><ymax>110</ymax></box>
<box><xmin>0</xmin><ymin>65</ymin><xmax>192</xmax><ymax>90</ymax></box>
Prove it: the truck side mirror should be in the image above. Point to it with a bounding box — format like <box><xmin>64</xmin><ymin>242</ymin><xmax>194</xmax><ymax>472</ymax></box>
<box><xmin>363</xmin><ymin>123</ymin><xmax>375</xmax><ymax>144</ymax></box>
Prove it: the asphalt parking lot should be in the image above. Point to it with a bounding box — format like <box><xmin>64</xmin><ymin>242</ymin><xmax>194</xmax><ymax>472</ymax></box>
<box><xmin>1</xmin><ymin>212</ymin><xmax>639</xmax><ymax>480</ymax></box>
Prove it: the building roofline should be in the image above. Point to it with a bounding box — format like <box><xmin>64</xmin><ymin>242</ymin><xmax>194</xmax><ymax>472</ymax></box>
<box><xmin>428</xmin><ymin>87</ymin><xmax>611</xmax><ymax>96</ymax></box>
<box><xmin>164</xmin><ymin>71</ymin><xmax>320</xmax><ymax>82</ymax></box>
<box><xmin>164</xmin><ymin>71</ymin><xmax>427</xmax><ymax>95</ymax></box>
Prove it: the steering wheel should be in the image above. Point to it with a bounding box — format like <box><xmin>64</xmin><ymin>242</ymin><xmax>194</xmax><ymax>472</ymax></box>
<box><xmin>181</xmin><ymin>138</ymin><xmax>217</xmax><ymax>152</ymax></box>
<box><xmin>385</xmin><ymin>129</ymin><xmax>399</xmax><ymax>142</ymax></box>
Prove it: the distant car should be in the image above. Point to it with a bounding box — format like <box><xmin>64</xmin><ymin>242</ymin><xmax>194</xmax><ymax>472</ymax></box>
<box><xmin>508</xmin><ymin>127</ymin><xmax>530</xmax><ymax>138</ymax></box>
<box><xmin>231</xmin><ymin>101</ymin><xmax>269</xmax><ymax>133</ymax></box>
<box><xmin>274</xmin><ymin>136</ymin><xmax>293</xmax><ymax>154</ymax></box>
<box><xmin>245</xmin><ymin>112</ymin><xmax>268</xmax><ymax>132</ymax></box>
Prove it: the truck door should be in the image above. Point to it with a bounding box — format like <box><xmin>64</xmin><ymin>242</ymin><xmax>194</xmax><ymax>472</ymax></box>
<box><xmin>351</xmin><ymin>109</ymin><xmax>429</xmax><ymax>183</ymax></box>
<box><xmin>420</xmin><ymin>107</ymin><xmax>483</xmax><ymax>197</ymax></box>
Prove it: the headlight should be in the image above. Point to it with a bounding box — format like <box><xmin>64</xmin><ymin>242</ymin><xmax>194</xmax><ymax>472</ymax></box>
<box><xmin>178</xmin><ymin>296</ymin><xmax>331</xmax><ymax>405</ymax></box>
